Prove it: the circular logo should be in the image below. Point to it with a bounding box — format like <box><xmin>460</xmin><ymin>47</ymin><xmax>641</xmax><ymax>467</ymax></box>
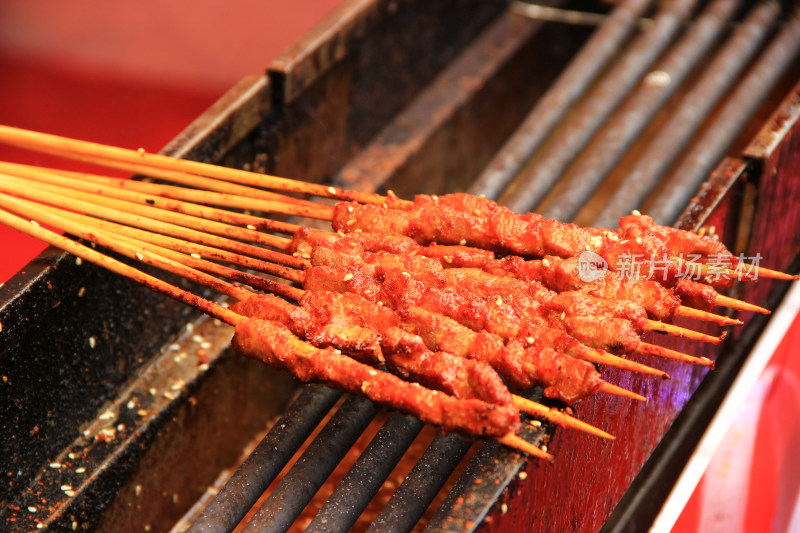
<box><xmin>577</xmin><ymin>250</ymin><xmax>608</xmax><ymax>283</ymax></box>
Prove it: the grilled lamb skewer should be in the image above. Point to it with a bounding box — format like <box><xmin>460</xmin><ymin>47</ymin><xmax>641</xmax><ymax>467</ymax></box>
<box><xmin>289</xmin><ymin>227</ymin><xmax>748</xmax><ymax>325</ymax></box>
<box><xmin>331</xmin><ymin>193</ymin><xmax>793</xmax><ymax>288</ymax></box>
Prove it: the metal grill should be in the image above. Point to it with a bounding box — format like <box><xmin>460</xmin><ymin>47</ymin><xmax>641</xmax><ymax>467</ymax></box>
<box><xmin>3</xmin><ymin>1</ymin><xmax>800</xmax><ymax>531</ymax></box>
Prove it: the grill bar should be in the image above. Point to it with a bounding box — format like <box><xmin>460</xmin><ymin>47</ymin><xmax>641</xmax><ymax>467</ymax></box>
<box><xmin>188</xmin><ymin>384</ymin><xmax>342</xmax><ymax>533</ymax></box>
<box><xmin>540</xmin><ymin>0</ymin><xmax>742</xmax><ymax>223</ymax></box>
<box><xmin>649</xmin><ymin>5</ymin><xmax>800</xmax><ymax>225</ymax></box>
<box><xmin>305</xmin><ymin>413</ymin><xmax>424</xmax><ymax>533</ymax></box>
<box><xmin>470</xmin><ymin>0</ymin><xmax>652</xmax><ymax>199</ymax></box>
<box><xmin>240</xmin><ymin>396</ymin><xmax>380</xmax><ymax>533</ymax></box>
<box><xmin>498</xmin><ymin>0</ymin><xmax>696</xmax><ymax>213</ymax></box>
<box><xmin>595</xmin><ymin>0</ymin><xmax>784</xmax><ymax>227</ymax></box>
<box><xmin>366</xmin><ymin>433</ymin><xmax>474</xmax><ymax>533</ymax></box>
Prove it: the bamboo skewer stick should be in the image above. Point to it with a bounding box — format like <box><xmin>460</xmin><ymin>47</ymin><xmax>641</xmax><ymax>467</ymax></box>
<box><xmin>0</xmin><ymin>124</ymin><xmax>387</xmax><ymax>205</ymax></box>
<box><xmin>636</xmin><ymin>342</ymin><xmax>714</xmax><ymax>368</ymax></box>
<box><xmin>673</xmin><ymin>306</ymin><xmax>742</xmax><ymax>326</ymax></box>
<box><xmin>0</xmin><ymin>174</ymin><xmax>306</xmax><ymax>269</ymax></box>
<box><xmin>640</xmin><ymin>319</ymin><xmax>726</xmax><ymax>344</ymax></box>
<box><xmin>0</xmin><ymin>172</ymin><xmax>310</xmax><ymax>246</ymax></box>
<box><xmin>0</xmin><ymin>161</ymin><xmax>307</xmax><ymax>235</ymax></box>
<box><xmin>714</xmin><ymin>293</ymin><xmax>770</xmax><ymax>314</ymax></box>
<box><xmin>0</xmin><ymin>203</ymin><xmax>554</xmax><ymax>457</ymax></box>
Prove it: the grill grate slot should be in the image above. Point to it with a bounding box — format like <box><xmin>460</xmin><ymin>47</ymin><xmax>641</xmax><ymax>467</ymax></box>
<box><xmin>597</xmin><ymin>0</ymin><xmax>788</xmax><ymax>226</ymax></box>
<box><xmin>496</xmin><ymin>0</ymin><xmax>697</xmax><ymax>213</ymax></box>
<box><xmin>541</xmin><ymin>0</ymin><xmax>744</xmax><ymax>223</ymax></box>
<box><xmin>188</xmin><ymin>385</ymin><xmax>341</xmax><ymax>533</ymax></box>
<box><xmin>240</xmin><ymin>396</ymin><xmax>379</xmax><ymax>533</ymax></box>
<box><xmin>305</xmin><ymin>413</ymin><xmax>424</xmax><ymax>533</ymax></box>
<box><xmin>367</xmin><ymin>433</ymin><xmax>474</xmax><ymax>533</ymax></box>
<box><xmin>647</xmin><ymin>5</ymin><xmax>800</xmax><ymax>225</ymax></box>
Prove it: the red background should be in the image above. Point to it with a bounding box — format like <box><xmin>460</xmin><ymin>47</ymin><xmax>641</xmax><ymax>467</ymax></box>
<box><xmin>0</xmin><ymin>0</ymin><xmax>343</xmax><ymax>283</ymax></box>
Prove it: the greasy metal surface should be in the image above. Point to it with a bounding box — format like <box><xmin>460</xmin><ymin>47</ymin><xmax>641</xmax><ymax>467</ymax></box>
<box><xmin>367</xmin><ymin>432</ymin><xmax>473</xmax><ymax>533</ymax></box>
<box><xmin>470</xmin><ymin>0</ymin><xmax>652</xmax><ymax>199</ymax></box>
<box><xmin>306</xmin><ymin>412</ymin><xmax>423</xmax><ymax>533</ymax></box>
<box><xmin>0</xmin><ymin>257</ymin><xmax>198</xmax><ymax>514</ymax></box>
<box><xmin>677</xmin><ymin>157</ymin><xmax>748</xmax><ymax>233</ymax></box>
<box><xmin>542</xmin><ymin>0</ymin><xmax>742</xmax><ymax>223</ymax></box>
<box><xmin>743</xmin><ymin>78</ymin><xmax>800</xmax><ymax>159</ymax></box>
<box><xmin>499</xmin><ymin>0</ymin><xmax>696</xmax><ymax>214</ymax></box>
<box><xmin>596</xmin><ymin>0</ymin><xmax>783</xmax><ymax>226</ymax></box>
<box><xmin>241</xmin><ymin>396</ymin><xmax>380</xmax><ymax>533</ymax></box>
<box><xmin>189</xmin><ymin>384</ymin><xmax>342</xmax><ymax>533</ymax></box>
<box><xmin>649</xmin><ymin>5</ymin><xmax>800</xmax><ymax>225</ymax></box>
<box><xmin>2</xmin><ymin>310</ymin><xmax>294</xmax><ymax>532</ymax></box>
<box><xmin>332</xmin><ymin>6</ymin><xmax>567</xmax><ymax>197</ymax></box>
<box><xmin>425</xmin><ymin>391</ymin><xmax>549</xmax><ymax>533</ymax></box>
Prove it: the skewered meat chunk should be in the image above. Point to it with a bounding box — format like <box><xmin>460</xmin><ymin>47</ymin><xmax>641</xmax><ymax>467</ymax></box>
<box><xmin>232</xmin><ymin>292</ymin><xmax>513</xmax><ymax>406</ymax></box>
<box><xmin>291</xmin><ymin>229</ymin><xmax>683</xmax><ymax>321</ymax></box>
<box><xmin>232</xmin><ymin>318</ymin><xmax>520</xmax><ymax>438</ymax></box>
<box><xmin>332</xmin><ymin>193</ymin><xmax>745</xmax><ymax>289</ymax></box>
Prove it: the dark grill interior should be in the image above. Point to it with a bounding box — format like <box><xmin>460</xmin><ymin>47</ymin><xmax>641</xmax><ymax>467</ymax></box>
<box><xmin>2</xmin><ymin>1</ymin><xmax>800</xmax><ymax>531</ymax></box>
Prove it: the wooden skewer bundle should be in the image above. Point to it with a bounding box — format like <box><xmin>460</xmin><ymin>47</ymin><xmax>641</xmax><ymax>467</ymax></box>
<box><xmin>0</xmin><ymin>125</ymin><xmax>794</xmax><ymax>460</ymax></box>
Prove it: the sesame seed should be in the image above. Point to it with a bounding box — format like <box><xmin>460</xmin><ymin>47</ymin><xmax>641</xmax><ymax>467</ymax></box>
<box><xmin>49</xmin><ymin>462</ymin><xmax>61</xmax><ymax>469</ymax></box>
<box><xmin>346</xmin><ymin>219</ymin><xmax>356</xmax><ymax>226</ymax></box>
<box><xmin>75</xmin><ymin>467</ymin><xmax>86</xmax><ymax>474</ymax></box>
<box><xmin>542</xmin><ymin>258</ymin><xmax>550</xmax><ymax>268</ymax></box>
<box><xmin>198</xmin><ymin>364</ymin><xmax>210</xmax><ymax>372</ymax></box>
<box><xmin>347</xmin><ymin>205</ymin><xmax>354</xmax><ymax>213</ymax></box>
<box><xmin>28</xmin><ymin>506</ymin><xmax>37</xmax><ymax>513</ymax></box>
<box><xmin>518</xmin><ymin>472</ymin><xmax>528</xmax><ymax>480</ymax></box>
<box><xmin>30</xmin><ymin>220</ymin><xmax>40</xmax><ymax>226</ymax></box>
<box><xmin>327</xmin><ymin>186</ymin><xmax>337</xmax><ymax>195</ymax></box>
<box><xmin>496</xmin><ymin>296</ymin><xmax>502</xmax><ymax>306</ymax></box>
<box><xmin>531</xmin><ymin>420</ymin><xmax>542</xmax><ymax>427</ymax></box>
<box><xmin>88</xmin><ymin>337</ymin><xmax>96</xmax><ymax>349</ymax></box>
<box><xmin>246</xmin><ymin>224</ymin><xmax>256</xmax><ymax>230</ymax></box>
<box><xmin>343</xmin><ymin>273</ymin><xmax>354</xmax><ymax>282</ymax></box>
<box><xmin>72</xmin><ymin>521</ymin><xmax>78</xmax><ymax>530</ymax></box>
<box><xmin>127</xmin><ymin>400</ymin><xmax>136</xmax><ymax>409</ymax></box>
<box><xmin>99</xmin><ymin>411</ymin><xmax>115</xmax><ymax>421</ymax></box>
<box><xmin>635</xmin><ymin>237</ymin><xmax>643</xmax><ymax>244</ymax></box>
<box><xmin>561</xmin><ymin>312</ymin><xmax>566</xmax><ymax>320</ymax></box>
<box><xmin>149</xmin><ymin>388</ymin><xmax>157</xmax><ymax>396</ymax></box>
<box><xmin>135</xmin><ymin>252</ymin><xmax>144</xmax><ymax>260</ymax></box>
<box><xmin>170</xmin><ymin>380</ymin><xmax>184</xmax><ymax>391</ymax></box>
<box><xmin>541</xmin><ymin>445</ymin><xmax>548</xmax><ymax>453</ymax></box>
<box><xmin>190</xmin><ymin>253</ymin><xmax>201</xmax><ymax>259</ymax></box>
<box><xmin>501</xmin><ymin>503</ymin><xmax>508</xmax><ymax>514</ymax></box>
<box><xmin>61</xmin><ymin>485</ymin><xmax>73</xmax><ymax>492</ymax></box>
<box><xmin>77</xmin><ymin>287</ymin><xmax>86</xmax><ymax>297</ymax></box>
<box><xmin>75</xmin><ymin>257</ymin><xmax>82</xmax><ymax>266</ymax></box>
<box><xmin>632</xmin><ymin>210</ymin><xmax>641</xmax><ymax>216</ymax></box>
<box><xmin>1</xmin><ymin>376</ymin><xmax>6</xmax><ymax>383</ymax></box>
<box><xmin>525</xmin><ymin>337</ymin><xmax>535</xmax><ymax>344</ymax></box>
<box><xmin>137</xmin><ymin>148</ymin><xmax>146</xmax><ymax>156</ymax></box>
<box><xmin>459</xmin><ymin>239</ymin><xmax>466</xmax><ymax>245</ymax></box>
<box><xmin>137</xmin><ymin>409</ymin><xmax>148</xmax><ymax>416</ymax></box>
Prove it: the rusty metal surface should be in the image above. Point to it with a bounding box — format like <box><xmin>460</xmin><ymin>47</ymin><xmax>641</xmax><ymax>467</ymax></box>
<box><xmin>499</xmin><ymin>0</ymin><xmax>697</xmax><ymax>215</ymax></box>
<box><xmin>331</xmin><ymin>6</ymin><xmax>576</xmax><ymax>197</ymax></box>
<box><xmin>469</xmin><ymin>0</ymin><xmax>653</xmax><ymax>200</ymax></box>
<box><xmin>542</xmin><ymin>0</ymin><xmax>743</xmax><ymax>224</ymax></box>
